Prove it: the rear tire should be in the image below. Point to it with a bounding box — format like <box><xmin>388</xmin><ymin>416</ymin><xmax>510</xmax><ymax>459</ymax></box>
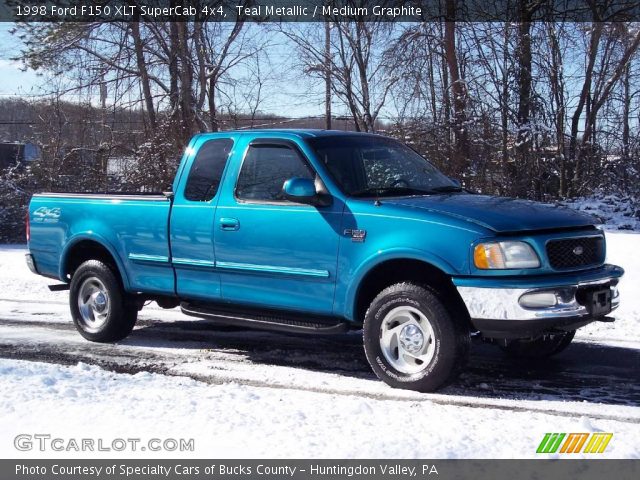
<box><xmin>69</xmin><ymin>260</ymin><xmax>138</xmax><ymax>342</ymax></box>
<box><xmin>500</xmin><ymin>330</ymin><xmax>575</xmax><ymax>359</ymax></box>
<box><xmin>363</xmin><ymin>283</ymin><xmax>470</xmax><ymax>392</ymax></box>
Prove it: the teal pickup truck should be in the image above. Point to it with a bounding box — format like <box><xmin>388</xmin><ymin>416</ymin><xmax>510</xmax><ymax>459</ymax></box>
<box><xmin>26</xmin><ymin>130</ymin><xmax>623</xmax><ymax>392</ymax></box>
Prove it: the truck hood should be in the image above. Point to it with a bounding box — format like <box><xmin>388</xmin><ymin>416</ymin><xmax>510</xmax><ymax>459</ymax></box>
<box><xmin>384</xmin><ymin>193</ymin><xmax>598</xmax><ymax>233</ymax></box>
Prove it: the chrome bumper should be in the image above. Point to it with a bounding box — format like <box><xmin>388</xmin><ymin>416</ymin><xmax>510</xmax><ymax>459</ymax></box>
<box><xmin>457</xmin><ymin>279</ymin><xmax>620</xmax><ymax>322</ymax></box>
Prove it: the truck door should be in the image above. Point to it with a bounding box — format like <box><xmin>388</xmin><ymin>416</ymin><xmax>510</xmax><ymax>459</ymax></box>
<box><xmin>214</xmin><ymin>138</ymin><xmax>342</xmax><ymax>315</ymax></box>
<box><xmin>170</xmin><ymin>136</ymin><xmax>235</xmax><ymax>300</ymax></box>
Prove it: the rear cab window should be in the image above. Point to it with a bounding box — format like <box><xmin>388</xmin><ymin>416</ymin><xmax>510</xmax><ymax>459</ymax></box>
<box><xmin>184</xmin><ymin>138</ymin><xmax>234</xmax><ymax>201</ymax></box>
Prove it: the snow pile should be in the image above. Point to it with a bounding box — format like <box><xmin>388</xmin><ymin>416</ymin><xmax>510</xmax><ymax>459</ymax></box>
<box><xmin>562</xmin><ymin>194</ymin><xmax>640</xmax><ymax>231</ymax></box>
<box><xmin>0</xmin><ymin>358</ymin><xmax>638</xmax><ymax>459</ymax></box>
<box><xmin>576</xmin><ymin>231</ymin><xmax>640</xmax><ymax>342</ymax></box>
<box><xmin>0</xmin><ymin>245</ymin><xmax>64</xmax><ymax>304</ymax></box>
<box><xmin>0</xmin><ymin>244</ymin><xmax>187</xmax><ymax>324</ymax></box>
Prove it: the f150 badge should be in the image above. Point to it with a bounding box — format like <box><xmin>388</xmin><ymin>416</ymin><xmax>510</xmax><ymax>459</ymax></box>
<box><xmin>344</xmin><ymin>229</ymin><xmax>367</xmax><ymax>242</ymax></box>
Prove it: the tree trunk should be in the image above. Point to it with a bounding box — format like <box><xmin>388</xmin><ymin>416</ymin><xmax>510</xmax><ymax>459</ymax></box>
<box><xmin>622</xmin><ymin>63</ymin><xmax>630</xmax><ymax>189</ymax></box>
<box><xmin>427</xmin><ymin>49</ymin><xmax>438</xmax><ymax>124</ymax></box>
<box><xmin>325</xmin><ymin>21</ymin><xmax>332</xmax><ymax>130</ymax></box>
<box><xmin>547</xmin><ymin>23</ymin><xmax>567</xmax><ymax>197</ymax></box>
<box><xmin>168</xmin><ymin>21</ymin><xmax>180</xmax><ymax>116</ymax></box>
<box><xmin>440</xmin><ymin>26</ymin><xmax>452</xmax><ymax>169</ymax></box>
<box><xmin>568</xmin><ymin>22</ymin><xmax>602</xmax><ymax>195</ymax></box>
<box><xmin>352</xmin><ymin>23</ymin><xmax>374</xmax><ymax>132</ymax></box>
<box><xmin>443</xmin><ymin>1</ymin><xmax>467</xmax><ymax>176</ymax></box>
<box><xmin>176</xmin><ymin>22</ymin><xmax>195</xmax><ymax>143</ymax></box>
<box><xmin>208</xmin><ymin>77</ymin><xmax>219</xmax><ymax>132</ymax></box>
<box><xmin>515</xmin><ymin>3</ymin><xmax>533</xmax><ymax>197</ymax></box>
<box><xmin>130</xmin><ymin>21</ymin><xmax>157</xmax><ymax>130</ymax></box>
<box><xmin>500</xmin><ymin>23</ymin><xmax>511</xmax><ymax>195</ymax></box>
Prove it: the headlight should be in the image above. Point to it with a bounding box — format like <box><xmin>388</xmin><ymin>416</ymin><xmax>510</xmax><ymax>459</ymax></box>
<box><xmin>474</xmin><ymin>241</ymin><xmax>540</xmax><ymax>269</ymax></box>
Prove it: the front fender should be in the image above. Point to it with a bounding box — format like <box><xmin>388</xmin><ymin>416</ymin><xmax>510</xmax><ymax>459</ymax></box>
<box><xmin>342</xmin><ymin>248</ymin><xmax>457</xmax><ymax>321</ymax></box>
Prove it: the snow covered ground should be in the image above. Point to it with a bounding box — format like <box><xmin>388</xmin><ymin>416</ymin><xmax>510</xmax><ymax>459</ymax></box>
<box><xmin>1</xmin><ymin>358</ymin><xmax>638</xmax><ymax>459</ymax></box>
<box><xmin>575</xmin><ymin>231</ymin><xmax>640</xmax><ymax>342</ymax></box>
<box><xmin>0</xmin><ymin>222</ymin><xmax>638</xmax><ymax>459</ymax></box>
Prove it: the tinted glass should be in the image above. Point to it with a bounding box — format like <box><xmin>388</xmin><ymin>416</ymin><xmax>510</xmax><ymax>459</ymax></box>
<box><xmin>308</xmin><ymin>136</ymin><xmax>456</xmax><ymax>196</ymax></box>
<box><xmin>184</xmin><ymin>138</ymin><xmax>234</xmax><ymax>201</ymax></box>
<box><xmin>236</xmin><ymin>144</ymin><xmax>314</xmax><ymax>202</ymax></box>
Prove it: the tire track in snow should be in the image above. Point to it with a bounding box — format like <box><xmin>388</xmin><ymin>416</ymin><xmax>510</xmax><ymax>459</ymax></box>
<box><xmin>0</xmin><ymin>315</ymin><xmax>638</xmax><ymax>424</ymax></box>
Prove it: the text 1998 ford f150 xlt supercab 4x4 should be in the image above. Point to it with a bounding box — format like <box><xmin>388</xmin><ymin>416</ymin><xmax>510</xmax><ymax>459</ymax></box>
<box><xmin>26</xmin><ymin>130</ymin><xmax>624</xmax><ymax>392</ymax></box>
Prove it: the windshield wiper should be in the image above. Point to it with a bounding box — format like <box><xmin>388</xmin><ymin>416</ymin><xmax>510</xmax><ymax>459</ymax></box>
<box><xmin>350</xmin><ymin>187</ymin><xmax>432</xmax><ymax>198</ymax></box>
<box><xmin>426</xmin><ymin>185</ymin><xmax>464</xmax><ymax>194</ymax></box>
<box><xmin>350</xmin><ymin>185</ymin><xmax>464</xmax><ymax>197</ymax></box>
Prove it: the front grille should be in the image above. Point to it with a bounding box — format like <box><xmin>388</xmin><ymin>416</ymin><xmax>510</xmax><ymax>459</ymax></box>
<box><xmin>546</xmin><ymin>236</ymin><xmax>604</xmax><ymax>270</ymax></box>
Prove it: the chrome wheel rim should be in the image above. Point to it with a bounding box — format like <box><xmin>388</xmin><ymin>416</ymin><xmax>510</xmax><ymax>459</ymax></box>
<box><xmin>77</xmin><ymin>277</ymin><xmax>110</xmax><ymax>332</ymax></box>
<box><xmin>379</xmin><ymin>306</ymin><xmax>436</xmax><ymax>374</ymax></box>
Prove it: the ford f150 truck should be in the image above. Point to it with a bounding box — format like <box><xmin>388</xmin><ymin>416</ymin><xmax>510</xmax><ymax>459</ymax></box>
<box><xmin>26</xmin><ymin>130</ymin><xmax>624</xmax><ymax>392</ymax></box>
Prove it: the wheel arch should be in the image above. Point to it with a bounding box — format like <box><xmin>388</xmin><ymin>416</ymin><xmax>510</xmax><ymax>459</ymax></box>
<box><xmin>60</xmin><ymin>236</ymin><xmax>130</xmax><ymax>290</ymax></box>
<box><xmin>350</xmin><ymin>256</ymin><xmax>471</xmax><ymax>329</ymax></box>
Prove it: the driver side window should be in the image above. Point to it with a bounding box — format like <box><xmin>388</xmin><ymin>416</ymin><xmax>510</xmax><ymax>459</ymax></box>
<box><xmin>236</xmin><ymin>144</ymin><xmax>314</xmax><ymax>202</ymax></box>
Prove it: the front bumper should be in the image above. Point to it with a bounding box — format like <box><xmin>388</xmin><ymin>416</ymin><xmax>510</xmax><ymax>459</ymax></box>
<box><xmin>454</xmin><ymin>264</ymin><xmax>623</xmax><ymax>338</ymax></box>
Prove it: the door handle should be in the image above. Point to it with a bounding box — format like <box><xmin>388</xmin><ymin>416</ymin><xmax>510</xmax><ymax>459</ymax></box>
<box><xmin>219</xmin><ymin>217</ymin><xmax>240</xmax><ymax>231</ymax></box>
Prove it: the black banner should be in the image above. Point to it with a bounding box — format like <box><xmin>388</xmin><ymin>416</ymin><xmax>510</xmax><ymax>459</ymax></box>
<box><xmin>3</xmin><ymin>459</ymin><xmax>640</xmax><ymax>480</ymax></box>
<box><xmin>2</xmin><ymin>0</ymin><xmax>640</xmax><ymax>22</ymax></box>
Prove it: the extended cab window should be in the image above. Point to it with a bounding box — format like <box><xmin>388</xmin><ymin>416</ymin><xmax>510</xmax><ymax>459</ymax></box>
<box><xmin>236</xmin><ymin>144</ymin><xmax>314</xmax><ymax>202</ymax></box>
<box><xmin>184</xmin><ymin>138</ymin><xmax>233</xmax><ymax>201</ymax></box>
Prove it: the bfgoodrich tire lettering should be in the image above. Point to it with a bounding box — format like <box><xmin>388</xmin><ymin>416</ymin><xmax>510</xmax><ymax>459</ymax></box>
<box><xmin>69</xmin><ymin>260</ymin><xmax>138</xmax><ymax>343</ymax></box>
<box><xmin>363</xmin><ymin>283</ymin><xmax>470</xmax><ymax>392</ymax></box>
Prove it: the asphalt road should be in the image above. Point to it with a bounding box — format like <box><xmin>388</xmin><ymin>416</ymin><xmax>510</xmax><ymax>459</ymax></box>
<box><xmin>0</xmin><ymin>302</ymin><xmax>638</xmax><ymax>422</ymax></box>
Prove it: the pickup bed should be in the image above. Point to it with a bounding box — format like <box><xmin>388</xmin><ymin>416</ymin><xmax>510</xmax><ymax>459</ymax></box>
<box><xmin>27</xmin><ymin>130</ymin><xmax>624</xmax><ymax>392</ymax></box>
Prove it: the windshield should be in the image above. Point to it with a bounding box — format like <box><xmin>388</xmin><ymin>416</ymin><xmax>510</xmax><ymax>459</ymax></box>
<box><xmin>307</xmin><ymin>135</ymin><xmax>459</xmax><ymax>197</ymax></box>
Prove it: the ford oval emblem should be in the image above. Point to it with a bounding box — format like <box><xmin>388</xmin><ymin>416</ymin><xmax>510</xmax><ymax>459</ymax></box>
<box><xmin>573</xmin><ymin>245</ymin><xmax>584</xmax><ymax>255</ymax></box>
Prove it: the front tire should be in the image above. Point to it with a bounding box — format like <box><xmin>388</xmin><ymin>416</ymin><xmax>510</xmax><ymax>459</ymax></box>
<box><xmin>69</xmin><ymin>260</ymin><xmax>138</xmax><ymax>342</ymax></box>
<box><xmin>363</xmin><ymin>283</ymin><xmax>470</xmax><ymax>392</ymax></box>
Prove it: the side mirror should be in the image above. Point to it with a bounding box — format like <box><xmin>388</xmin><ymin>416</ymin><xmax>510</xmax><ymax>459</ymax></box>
<box><xmin>449</xmin><ymin>177</ymin><xmax>462</xmax><ymax>188</ymax></box>
<box><xmin>282</xmin><ymin>177</ymin><xmax>330</xmax><ymax>206</ymax></box>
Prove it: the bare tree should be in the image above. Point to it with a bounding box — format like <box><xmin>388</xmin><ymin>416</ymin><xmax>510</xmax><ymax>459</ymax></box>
<box><xmin>443</xmin><ymin>0</ymin><xmax>469</xmax><ymax>176</ymax></box>
<box><xmin>282</xmin><ymin>21</ymin><xmax>398</xmax><ymax>132</ymax></box>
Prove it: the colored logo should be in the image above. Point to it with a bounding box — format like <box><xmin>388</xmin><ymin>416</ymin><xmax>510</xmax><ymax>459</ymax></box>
<box><xmin>537</xmin><ymin>433</ymin><xmax>613</xmax><ymax>454</ymax></box>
